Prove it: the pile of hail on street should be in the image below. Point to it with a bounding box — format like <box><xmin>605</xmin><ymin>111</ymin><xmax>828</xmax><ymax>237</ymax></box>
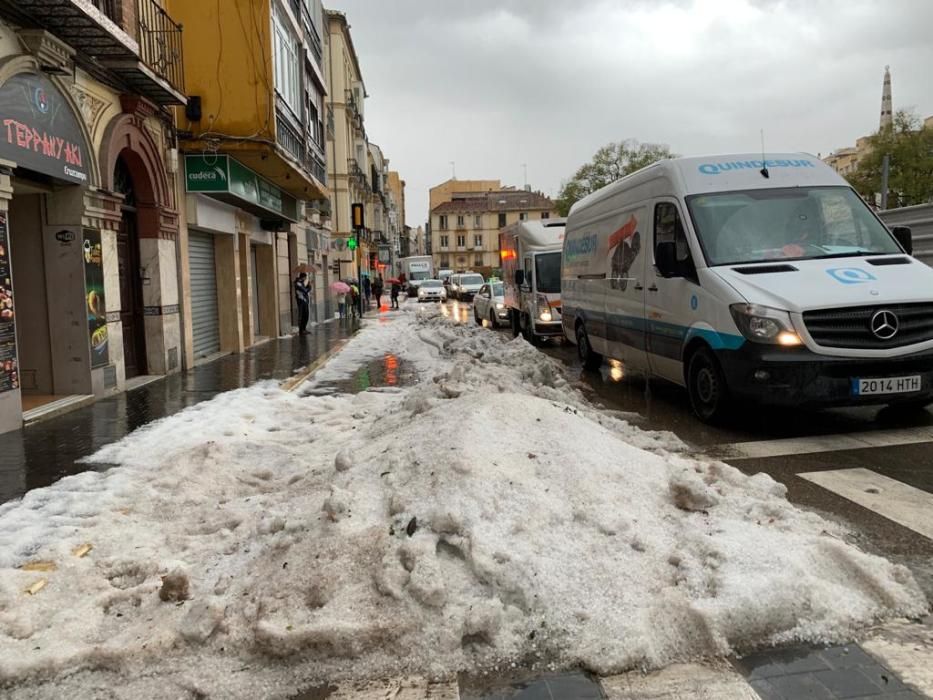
<box><xmin>0</xmin><ymin>305</ymin><xmax>926</xmax><ymax>699</ymax></box>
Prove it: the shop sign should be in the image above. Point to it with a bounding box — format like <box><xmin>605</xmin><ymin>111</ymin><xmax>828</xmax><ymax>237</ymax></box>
<box><xmin>83</xmin><ymin>229</ymin><xmax>108</xmax><ymax>368</ymax></box>
<box><xmin>0</xmin><ymin>73</ymin><xmax>90</xmax><ymax>185</ymax></box>
<box><xmin>185</xmin><ymin>154</ymin><xmax>298</xmax><ymax>221</ymax></box>
<box><xmin>0</xmin><ymin>214</ymin><xmax>18</xmax><ymax>392</ymax></box>
<box><xmin>378</xmin><ymin>244</ymin><xmax>391</xmax><ymax>263</ymax></box>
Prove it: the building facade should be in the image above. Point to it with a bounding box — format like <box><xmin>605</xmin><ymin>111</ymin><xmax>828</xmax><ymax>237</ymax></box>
<box><xmin>430</xmin><ymin>188</ymin><xmax>557</xmax><ymax>278</ymax></box>
<box><xmin>168</xmin><ymin>0</ymin><xmax>330</xmax><ymax>362</ymax></box>
<box><xmin>324</xmin><ymin>10</ymin><xmax>371</xmax><ymax>282</ymax></box>
<box><xmin>0</xmin><ymin>0</ymin><xmax>186</xmax><ymax>433</ymax></box>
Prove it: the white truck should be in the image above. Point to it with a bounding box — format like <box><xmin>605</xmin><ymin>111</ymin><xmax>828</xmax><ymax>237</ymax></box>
<box><xmin>398</xmin><ymin>255</ymin><xmax>434</xmax><ymax>296</ymax></box>
<box><xmin>499</xmin><ymin>219</ymin><xmax>566</xmax><ymax>344</ymax></box>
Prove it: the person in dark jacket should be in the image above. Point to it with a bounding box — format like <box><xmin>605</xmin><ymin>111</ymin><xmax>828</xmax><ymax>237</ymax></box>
<box><xmin>372</xmin><ymin>276</ymin><xmax>384</xmax><ymax>308</ymax></box>
<box><xmin>390</xmin><ymin>279</ymin><xmax>401</xmax><ymax>309</ymax></box>
<box><xmin>294</xmin><ymin>272</ymin><xmax>311</xmax><ymax>334</ymax></box>
<box><xmin>362</xmin><ymin>275</ymin><xmax>372</xmax><ymax>308</ymax></box>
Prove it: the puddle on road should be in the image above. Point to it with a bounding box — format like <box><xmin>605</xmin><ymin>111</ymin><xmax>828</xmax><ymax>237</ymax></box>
<box><xmin>305</xmin><ymin>352</ymin><xmax>418</xmax><ymax>395</ymax></box>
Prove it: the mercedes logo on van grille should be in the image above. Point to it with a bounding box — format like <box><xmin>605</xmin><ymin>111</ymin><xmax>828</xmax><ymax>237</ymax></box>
<box><xmin>870</xmin><ymin>310</ymin><xmax>899</xmax><ymax>340</ymax></box>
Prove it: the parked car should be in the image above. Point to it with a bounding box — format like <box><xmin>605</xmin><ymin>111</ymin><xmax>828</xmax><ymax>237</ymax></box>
<box><xmin>416</xmin><ymin>279</ymin><xmax>447</xmax><ymax>303</ymax></box>
<box><xmin>449</xmin><ymin>272</ymin><xmax>485</xmax><ymax>300</ymax></box>
<box><xmin>473</xmin><ymin>281</ymin><xmax>509</xmax><ymax>327</ymax></box>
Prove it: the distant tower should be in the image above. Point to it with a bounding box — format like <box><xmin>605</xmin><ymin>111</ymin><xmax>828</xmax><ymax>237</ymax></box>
<box><xmin>879</xmin><ymin>65</ymin><xmax>893</xmax><ymax>130</ymax></box>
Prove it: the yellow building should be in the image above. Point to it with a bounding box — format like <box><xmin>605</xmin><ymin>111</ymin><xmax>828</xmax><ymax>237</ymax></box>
<box><xmin>168</xmin><ymin>0</ymin><xmax>331</xmax><ymax>357</ymax></box>
<box><xmin>429</xmin><ymin>178</ymin><xmax>500</xmax><ymax>215</ymax></box>
<box><xmin>430</xmin><ymin>187</ymin><xmax>558</xmax><ymax>277</ymax></box>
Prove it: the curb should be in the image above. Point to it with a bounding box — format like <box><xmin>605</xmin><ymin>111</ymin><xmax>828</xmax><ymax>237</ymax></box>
<box><xmin>280</xmin><ymin>337</ymin><xmax>353</xmax><ymax>393</ymax></box>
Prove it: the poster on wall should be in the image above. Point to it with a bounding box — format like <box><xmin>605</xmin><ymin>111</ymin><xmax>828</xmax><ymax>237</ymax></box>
<box><xmin>0</xmin><ymin>214</ymin><xmax>18</xmax><ymax>392</ymax></box>
<box><xmin>83</xmin><ymin>229</ymin><xmax>108</xmax><ymax>368</ymax></box>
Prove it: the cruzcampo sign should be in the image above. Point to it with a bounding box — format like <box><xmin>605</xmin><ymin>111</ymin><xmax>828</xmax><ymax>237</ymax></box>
<box><xmin>185</xmin><ymin>154</ymin><xmax>298</xmax><ymax>222</ymax></box>
<box><xmin>0</xmin><ymin>73</ymin><xmax>90</xmax><ymax>185</ymax></box>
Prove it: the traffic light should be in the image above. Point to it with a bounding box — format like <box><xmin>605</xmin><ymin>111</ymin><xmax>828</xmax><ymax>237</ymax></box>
<box><xmin>347</xmin><ymin>236</ymin><xmax>357</xmax><ymax>251</ymax></box>
<box><xmin>351</xmin><ymin>203</ymin><xmax>364</xmax><ymax>230</ymax></box>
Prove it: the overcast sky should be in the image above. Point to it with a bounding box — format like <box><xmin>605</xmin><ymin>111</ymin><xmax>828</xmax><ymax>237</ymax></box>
<box><xmin>326</xmin><ymin>0</ymin><xmax>933</xmax><ymax>227</ymax></box>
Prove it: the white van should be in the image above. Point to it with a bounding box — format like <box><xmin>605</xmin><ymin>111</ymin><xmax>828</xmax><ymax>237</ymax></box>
<box><xmin>561</xmin><ymin>153</ymin><xmax>928</xmax><ymax>422</ymax></box>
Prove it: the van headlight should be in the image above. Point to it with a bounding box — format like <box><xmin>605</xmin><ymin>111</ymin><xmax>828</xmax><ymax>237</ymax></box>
<box><xmin>495</xmin><ymin>302</ymin><xmax>504</xmax><ymax>310</ymax></box>
<box><xmin>729</xmin><ymin>304</ymin><xmax>802</xmax><ymax>346</ymax></box>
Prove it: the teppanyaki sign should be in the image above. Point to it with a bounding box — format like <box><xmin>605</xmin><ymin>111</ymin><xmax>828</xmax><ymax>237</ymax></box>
<box><xmin>0</xmin><ymin>73</ymin><xmax>90</xmax><ymax>185</ymax></box>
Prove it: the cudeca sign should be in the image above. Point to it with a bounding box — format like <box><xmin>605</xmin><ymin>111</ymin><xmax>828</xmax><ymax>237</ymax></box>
<box><xmin>0</xmin><ymin>73</ymin><xmax>90</xmax><ymax>185</ymax></box>
<box><xmin>185</xmin><ymin>154</ymin><xmax>298</xmax><ymax>221</ymax></box>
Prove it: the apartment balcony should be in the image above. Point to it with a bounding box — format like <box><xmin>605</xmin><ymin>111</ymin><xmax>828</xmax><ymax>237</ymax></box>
<box><xmin>13</xmin><ymin>0</ymin><xmax>186</xmax><ymax>104</ymax></box>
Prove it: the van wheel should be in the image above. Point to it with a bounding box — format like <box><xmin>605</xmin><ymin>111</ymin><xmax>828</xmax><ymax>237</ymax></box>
<box><xmin>687</xmin><ymin>346</ymin><xmax>730</xmax><ymax>423</ymax></box>
<box><xmin>576</xmin><ymin>324</ymin><xmax>602</xmax><ymax>371</ymax></box>
<box><xmin>521</xmin><ymin>314</ymin><xmax>543</xmax><ymax>346</ymax></box>
<box><xmin>510</xmin><ymin>310</ymin><xmax>521</xmax><ymax>338</ymax></box>
<box><xmin>489</xmin><ymin>310</ymin><xmax>498</xmax><ymax>328</ymax></box>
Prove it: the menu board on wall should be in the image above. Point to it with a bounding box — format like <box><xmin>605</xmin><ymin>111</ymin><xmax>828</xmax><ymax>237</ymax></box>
<box><xmin>0</xmin><ymin>214</ymin><xmax>18</xmax><ymax>392</ymax></box>
<box><xmin>83</xmin><ymin>229</ymin><xmax>108</xmax><ymax>368</ymax></box>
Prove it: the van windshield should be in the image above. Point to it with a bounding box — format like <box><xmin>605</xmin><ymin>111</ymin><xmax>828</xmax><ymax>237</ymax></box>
<box><xmin>462</xmin><ymin>275</ymin><xmax>484</xmax><ymax>285</ymax></box>
<box><xmin>410</xmin><ymin>271</ymin><xmax>430</xmax><ymax>281</ymax></box>
<box><xmin>686</xmin><ymin>186</ymin><xmax>901</xmax><ymax>266</ymax></box>
<box><xmin>535</xmin><ymin>252</ymin><xmax>561</xmax><ymax>293</ymax></box>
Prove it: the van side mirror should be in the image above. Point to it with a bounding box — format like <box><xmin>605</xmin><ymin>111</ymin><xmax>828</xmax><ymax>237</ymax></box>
<box><xmin>892</xmin><ymin>225</ymin><xmax>913</xmax><ymax>254</ymax></box>
<box><xmin>514</xmin><ymin>270</ymin><xmax>524</xmax><ymax>286</ymax></box>
<box><xmin>655</xmin><ymin>241</ymin><xmax>679</xmax><ymax>278</ymax></box>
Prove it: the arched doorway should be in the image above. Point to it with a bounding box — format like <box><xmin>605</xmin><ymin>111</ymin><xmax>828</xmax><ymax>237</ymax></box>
<box><xmin>114</xmin><ymin>154</ymin><xmax>146</xmax><ymax>378</ymax></box>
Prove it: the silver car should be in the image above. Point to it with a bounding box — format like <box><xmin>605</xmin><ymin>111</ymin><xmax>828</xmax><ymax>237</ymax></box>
<box><xmin>473</xmin><ymin>281</ymin><xmax>509</xmax><ymax>327</ymax></box>
<box><xmin>450</xmin><ymin>273</ymin><xmax>485</xmax><ymax>300</ymax></box>
<box><xmin>416</xmin><ymin>279</ymin><xmax>447</xmax><ymax>303</ymax></box>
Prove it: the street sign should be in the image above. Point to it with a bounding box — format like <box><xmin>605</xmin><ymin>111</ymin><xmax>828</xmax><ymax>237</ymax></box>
<box><xmin>184</xmin><ymin>154</ymin><xmax>298</xmax><ymax>221</ymax></box>
<box><xmin>185</xmin><ymin>155</ymin><xmax>229</xmax><ymax>192</ymax></box>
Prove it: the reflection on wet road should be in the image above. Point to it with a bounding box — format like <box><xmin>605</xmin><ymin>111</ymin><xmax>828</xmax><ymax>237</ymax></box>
<box><xmin>307</xmin><ymin>352</ymin><xmax>417</xmax><ymax>395</ymax></box>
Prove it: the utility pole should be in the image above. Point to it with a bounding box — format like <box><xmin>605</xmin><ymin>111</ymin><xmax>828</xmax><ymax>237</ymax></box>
<box><xmin>351</xmin><ymin>203</ymin><xmax>364</xmax><ymax>317</ymax></box>
<box><xmin>880</xmin><ymin>153</ymin><xmax>890</xmax><ymax>210</ymax></box>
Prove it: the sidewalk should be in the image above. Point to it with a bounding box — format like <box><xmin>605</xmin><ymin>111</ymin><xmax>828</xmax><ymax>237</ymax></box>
<box><xmin>0</xmin><ymin>319</ymin><xmax>358</xmax><ymax>506</ymax></box>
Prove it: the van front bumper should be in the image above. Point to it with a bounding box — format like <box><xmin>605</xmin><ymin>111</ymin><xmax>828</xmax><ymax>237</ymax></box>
<box><xmin>534</xmin><ymin>320</ymin><xmax>564</xmax><ymax>337</ymax></box>
<box><xmin>717</xmin><ymin>345</ymin><xmax>933</xmax><ymax>407</ymax></box>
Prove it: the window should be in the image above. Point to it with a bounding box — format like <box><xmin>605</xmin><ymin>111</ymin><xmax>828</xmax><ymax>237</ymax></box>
<box><xmin>474</xmin><ymin>215</ymin><xmax>482</xmax><ymax>228</ymax></box>
<box><xmin>474</xmin><ymin>234</ymin><xmax>483</xmax><ymax>247</ymax></box>
<box><xmin>535</xmin><ymin>252</ymin><xmax>561</xmax><ymax>293</ymax></box>
<box><xmin>541</xmin><ymin>212</ymin><xmax>550</xmax><ymax>219</ymax></box>
<box><xmin>457</xmin><ymin>215</ymin><xmax>465</xmax><ymax>227</ymax></box>
<box><xmin>475</xmin><ymin>254</ymin><xmax>484</xmax><ymax>267</ymax></box>
<box><xmin>498</xmin><ymin>213</ymin><xmax>507</xmax><ymax>228</ymax></box>
<box><xmin>441</xmin><ymin>258</ymin><xmax>450</xmax><ymax>267</ymax></box>
<box><xmin>439</xmin><ymin>215</ymin><xmax>448</xmax><ymax>230</ymax></box>
<box><xmin>519</xmin><ymin>212</ymin><xmax>528</xmax><ymax>221</ymax></box>
<box><xmin>456</xmin><ymin>234</ymin><xmax>466</xmax><ymax>247</ymax></box>
<box><xmin>654</xmin><ymin>202</ymin><xmax>692</xmax><ymax>262</ymax></box>
<box><xmin>686</xmin><ymin>187</ymin><xmax>899</xmax><ymax>266</ymax></box>
<box><xmin>440</xmin><ymin>235</ymin><xmax>449</xmax><ymax>247</ymax></box>
<box><xmin>273</xmin><ymin>8</ymin><xmax>300</xmax><ymax>114</ymax></box>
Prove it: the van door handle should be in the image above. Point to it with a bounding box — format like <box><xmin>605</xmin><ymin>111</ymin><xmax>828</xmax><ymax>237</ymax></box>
<box><xmin>634</xmin><ymin>283</ymin><xmax>644</xmax><ymax>290</ymax></box>
<box><xmin>648</xmin><ymin>285</ymin><xmax>659</xmax><ymax>292</ymax></box>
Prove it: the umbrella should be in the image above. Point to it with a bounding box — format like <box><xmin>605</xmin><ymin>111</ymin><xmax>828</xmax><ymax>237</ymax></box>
<box><xmin>330</xmin><ymin>281</ymin><xmax>351</xmax><ymax>294</ymax></box>
<box><xmin>387</xmin><ymin>277</ymin><xmax>401</xmax><ymax>284</ymax></box>
<box><xmin>292</xmin><ymin>263</ymin><xmax>311</xmax><ymax>274</ymax></box>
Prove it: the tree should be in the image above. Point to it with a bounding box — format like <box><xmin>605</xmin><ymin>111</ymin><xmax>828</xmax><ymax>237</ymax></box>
<box><xmin>848</xmin><ymin>110</ymin><xmax>933</xmax><ymax>209</ymax></box>
<box><xmin>556</xmin><ymin>140</ymin><xmax>676</xmax><ymax>216</ymax></box>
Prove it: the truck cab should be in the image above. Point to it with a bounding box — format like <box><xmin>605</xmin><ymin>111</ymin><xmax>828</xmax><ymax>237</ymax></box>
<box><xmin>500</xmin><ymin>220</ymin><xmax>566</xmax><ymax>344</ymax></box>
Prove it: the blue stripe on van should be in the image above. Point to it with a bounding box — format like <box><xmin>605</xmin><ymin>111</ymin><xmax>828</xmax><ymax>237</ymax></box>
<box><xmin>570</xmin><ymin>309</ymin><xmax>745</xmax><ymax>359</ymax></box>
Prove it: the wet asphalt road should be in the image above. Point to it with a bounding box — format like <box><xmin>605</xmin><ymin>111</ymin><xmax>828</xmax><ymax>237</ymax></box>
<box><xmin>442</xmin><ymin>298</ymin><xmax>933</xmax><ymax>596</ymax></box>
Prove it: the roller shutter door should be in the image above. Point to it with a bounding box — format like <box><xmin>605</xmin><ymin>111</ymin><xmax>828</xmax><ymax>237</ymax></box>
<box><xmin>189</xmin><ymin>231</ymin><xmax>220</xmax><ymax>357</ymax></box>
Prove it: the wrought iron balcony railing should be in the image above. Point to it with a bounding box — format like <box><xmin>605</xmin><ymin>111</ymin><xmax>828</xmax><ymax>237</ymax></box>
<box><xmin>136</xmin><ymin>0</ymin><xmax>184</xmax><ymax>94</ymax></box>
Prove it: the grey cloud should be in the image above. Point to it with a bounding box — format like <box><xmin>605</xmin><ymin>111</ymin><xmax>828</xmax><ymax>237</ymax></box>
<box><xmin>328</xmin><ymin>0</ymin><xmax>933</xmax><ymax>224</ymax></box>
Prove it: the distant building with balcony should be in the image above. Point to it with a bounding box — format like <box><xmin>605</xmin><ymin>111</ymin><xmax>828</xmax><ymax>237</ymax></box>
<box><xmin>430</xmin><ymin>186</ymin><xmax>557</xmax><ymax>277</ymax></box>
<box><xmin>168</xmin><ymin>0</ymin><xmax>332</xmax><ymax>356</ymax></box>
<box><xmin>0</xmin><ymin>0</ymin><xmax>188</xmax><ymax>432</ymax></box>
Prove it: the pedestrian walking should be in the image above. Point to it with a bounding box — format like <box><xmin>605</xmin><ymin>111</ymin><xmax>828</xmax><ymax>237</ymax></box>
<box><xmin>294</xmin><ymin>272</ymin><xmax>311</xmax><ymax>334</ymax></box>
<box><xmin>363</xmin><ymin>275</ymin><xmax>372</xmax><ymax>308</ymax></box>
<box><xmin>373</xmin><ymin>276</ymin><xmax>384</xmax><ymax>308</ymax></box>
<box><xmin>390</xmin><ymin>279</ymin><xmax>401</xmax><ymax>309</ymax></box>
<box><xmin>350</xmin><ymin>282</ymin><xmax>361</xmax><ymax>318</ymax></box>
